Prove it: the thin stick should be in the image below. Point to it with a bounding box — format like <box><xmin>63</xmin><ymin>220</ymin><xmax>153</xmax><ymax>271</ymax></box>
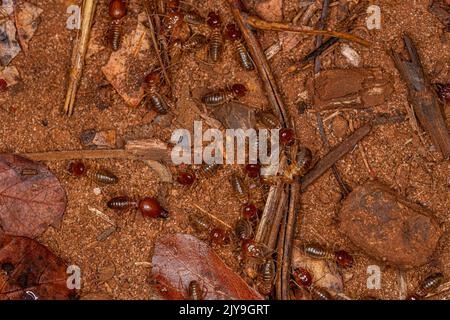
<box><xmin>142</xmin><ymin>0</ymin><xmax>171</xmax><ymax>87</ymax></box>
<box><xmin>313</xmin><ymin>0</ymin><xmax>330</xmax><ymax>73</ymax></box>
<box><xmin>192</xmin><ymin>204</ymin><xmax>232</xmax><ymax>230</ymax></box>
<box><xmin>21</xmin><ymin>139</ymin><xmax>172</xmax><ymax>162</ymax></box>
<box><xmin>227</xmin><ymin>0</ymin><xmax>290</xmax><ymax>125</ymax></box>
<box><xmin>316</xmin><ymin>113</ymin><xmax>350</xmax><ymax>195</ymax></box>
<box><xmin>301</xmin><ymin>122</ymin><xmax>372</xmax><ymax>191</ymax></box>
<box><xmin>246</xmin><ymin>15</ymin><xmax>370</xmax><ymax>47</ymax></box>
<box><xmin>281</xmin><ymin>181</ymin><xmax>301</xmax><ymax>299</ymax></box>
<box><xmin>63</xmin><ymin>0</ymin><xmax>97</xmax><ymax>116</ymax></box>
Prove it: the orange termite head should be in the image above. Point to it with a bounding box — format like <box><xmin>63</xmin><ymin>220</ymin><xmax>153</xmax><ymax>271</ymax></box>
<box><xmin>207</xmin><ymin>12</ymin><xmax>221</xmax><ymax>27</ymax></box>
<box><xmin>109</xmin><ymin>0</ymin><xmax>127</xmax><ymax>20</ymax></box>
<box><xmin>225</xmin><ymin>23</ymin><xmax>241</xmax><ymax>41</ymax></box>
<box><xmin>334</xmin><ymin>250</ymin><xmax>354</xmax><ymax>268</ymax></box>
<box><xmin>139</xmin><ymin>197</ymin><xmax>169</xmax><ymax>219</ymax></box>
<box><xmin>231</xmin><ymin>83</ymin><xmax>247</xmax><ymax>97</ymax></box>
<box><xmin>144</xmin><ymin>71</ymin><xmax>161</xmax><ymax>86</ymax></box>
<box><xmin>293</xmin><ymin>267</ymin><xmax>312</xmax><ymax>287</ymax></box>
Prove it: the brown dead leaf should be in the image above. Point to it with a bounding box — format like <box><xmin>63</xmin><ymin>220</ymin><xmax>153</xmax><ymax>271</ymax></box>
<box><xmin>15</xmin><ymin>2</ymin><xmax>43</xmax><ymax>52</ymax></box>
<box><xmin>212</xmin><ymin>102</ymin><xmax>256</xmax><ymax>129</ymax></box>
<box><xmin>0</xmin><ymin>154</ymin><xmax>67</xmax><ymax>238</ymax></box>
<box><xmin>151</xmin><ymin>233</ymin><xmax>263</xmax><ymax>300</ymax></box>
<box><xmin>0</xmin><ymin>234</ymin><xmax>76</xmax><ymax>300</ymax></box>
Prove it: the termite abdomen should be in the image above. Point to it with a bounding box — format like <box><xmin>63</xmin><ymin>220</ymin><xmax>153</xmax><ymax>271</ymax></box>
<box><xmin>198</xmin><ymin>163</ymin><xmax>220</xmax><ymax>178</ymax></box>
<box><xmin>188</xmin><ymin>280</ymin><xmax>203</xmax><ymax>300</ymax></box>
<box><xmin>415</xmin><ymin>273</ymin><xmax>444</xmax><ymax>297</ymax></box>
<box><xmin>87</xmin><ymin>169</ymin><xmax>119</xmax><ymax>185</ymax></box>
<box><xmin>107</xmin><ymin>196</ymin><xmax>136</xmax><ymax>210</ymax></box>
<box><xmin>231</xmin><ymin>174</ymin><xmax>248</xmax><ymax>203</ymax></box>
<box><xmin>258</xmin><ymin>259</ymin><xmax>275</xmax><ymax>295</ymax></box>
<box><xmin>235</xmin><ymin>218</ymin><xmax>253</xmax><ymax>240</ymax></box>
<box><xmin>184</xmin><ymin>11</ymin><xmax>204</xmax><ymax>25</ymax></box>
<box><xmin>189</xmin><ymin>214</ymin><xmax>212</xmax><ymax>232</ymax></box>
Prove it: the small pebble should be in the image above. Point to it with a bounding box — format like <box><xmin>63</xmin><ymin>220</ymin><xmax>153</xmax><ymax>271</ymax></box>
<box><xmin>93</xmin><ymin>187</ymin><xmax>102</xmax><ymax>195</ymax></box>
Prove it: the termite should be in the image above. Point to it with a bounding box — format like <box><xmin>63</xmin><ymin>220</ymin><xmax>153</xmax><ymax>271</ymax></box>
<box><xmin>234</xmin><ymin>218</ymin><xmax>253</xmax><ymax>241</ymax></box>
<box><xmin>107</xmin><ymin>196</ymin><xmax>169</xmax><ymax>219</ymax></box>
<box><xmin>225</xmin><ymin>23</ymin><xmax>254</xmax><ymax>71</ymax></box>
<box><xmin>170</xmin><ymin>34</ymin><xmax>207</xmax><ymax>62</ymax></box>
<box><xmin>144</xmin><ymin>71</ymin><xmax>169</xmax><ymax>115</ymax></box>
<box><xmin>303</xmin><ymin>243</ymin><xmax>354</xmax><ymax>268</ymax></box>
<box><xmin>188</xmin><ymin>280</ymin><xmax>204</xmax><ymax>300</ymax></box>
<box><xmin>109</xmin><ymin>0</ymin><xmax>127</xmax><ymax>51</ymax></box>
<box><xmin>206</xmin><ymin>12</ymin><xmax>223</xmax><ymax>62</ymax></box>
<box><xmin>257</xmin><ymin>259</ymin><xmax>276</xmax><ymax>295</ymax></box>
<box><xmin>230</xmin><ymin>174</ymin><xmax>248</xmax><ymax>203</ymax></box>
<box><xmin>292</xmin><ymin>267</ymin><xmax>333</xmax><ymax>300</ymax></box>
<box><xmin>68</xmin><ymin>161</ymin><xmax>119</xmax><ymax>185</ymax></box>
<box><xmin>406</xmin><ymin>273</ymin><xmax>444</xmax><ymax>300</ymax></box>
<box><xmin>241</xmin><ymin>239</ymin><xmax>268</xmax><ymax>262</ymax></box>
<box><xmin>189</xmin><ymin>213</ymin><xmax>211</xmax><ymax>232</ymax></box>
<box><xmin>281</xmin><ymin>147</ymin><xmax>313</xmax><ymax>183</ymax></box>
<box><xmin>245</xmin><ymin>163</ymin><xmax>261</xmax><ymax>178</ymax></box>
<box><xmin>184</xmin><ymin>10</ymin><xmax>205</xmax><ymax>25</ymax></box>
<box><xmin>201</xmin><ymin>83</ymin><xmax>247</xmax><ymax>107</ymax></box>
<box><xmin>279</xmin><ymin>128</ymin><xmax>295</xmax><ymax>146</ymax></box>
<box><xmin>177</xmin><ymin>170</ymin><xmax>197</xmax><ymax>185</ymax></box>
<box><xmin>189</xmin><ymin>213</ymin><xmax>229</xmax><ymax>245</ymax></box>
<box><xmin>242</xmin><ymin>203</ymin><xmax>258</xmax><ymax>219</ymax></box>
<box><xmin>198</xmin><ymin>162</ymin><xmax>220</xmax><ymax>178</ymax></box>
<box><xmin>256</xmin><ymin>111</ymin><xmax>281</xmax><ymax>129</ymax></box>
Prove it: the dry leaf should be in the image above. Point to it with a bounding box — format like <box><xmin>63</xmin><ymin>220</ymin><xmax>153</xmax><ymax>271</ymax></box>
<box><xmin>102</xmin><ymin>14</ymin><xmax>155</xmax><ymax>107</ymax></box>
<box><xmin>151</xmin><ymin>233</ymin><xmax>263</xmax><ymax>300</ymax></box>
<box><xmin>0</xmin><ymin>154</ymin><xmax>67</xmax><ymax>238</ymax></box>
<box><xmin>0</xmin><ymin>234</ymin><xmax>76</xmax><ymax>300</ymax></box>
<box><xmin>15</xmin><ymin>2</ymin><xmax>43</xmax><ymax>52</ymax></box>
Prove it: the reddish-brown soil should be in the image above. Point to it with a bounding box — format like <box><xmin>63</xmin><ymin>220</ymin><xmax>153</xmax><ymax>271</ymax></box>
<box><xmin>0</xmin><ymin>0</ymin><xmax>449</xmax><ymax>300</ymax></box>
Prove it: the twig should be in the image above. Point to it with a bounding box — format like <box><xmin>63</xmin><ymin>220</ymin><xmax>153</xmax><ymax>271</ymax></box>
<box><xmin>227</xmin><ymin>0</ymin><xmax>290</xmax><ymax>125</ymax></box>
<box><xmin>390</xmin><ymin>33</ymin><xmax>450</xmax><ymax>159</ymax></box>
<box><xmin>142</xmin><ymin>0</ymin><xmax>171</xmax><ymax>87</ymax></box>
<box><xmin>245</xmin><ymin>15</ymin><xmax>370</xmax><ymax>47</ymax></box>
<box><xmin>281</xmin><ymin>181</ymin><xmax>301</xmax><ymax>299</ymax></box>
<box><xmin>63</xmin><ymin>0</ymin><xmax>97</xmax><ymax>116</ymax></box>
<box><xmin>313</xmin><ymin>0</ymin><xmax>330</xmax><ymax>73</ymax></box>
<box><xmin>316</xmin><ymin>113</ymin><xmax>351</xmax><ymax>196</ymax></box>
<box><xmin>192</xmin><ymin>204</ymin><xmax>232</xmax><ymax>230</ymax></box>
<box><xmin>21</xmin><ymin>139</ymin><xmax>171</xmax><ymax>162</ymax></box>
<box><xmin>301</xmin><ymin>122</ymin><xmax>372</xmax><ymax>191</ymax></box>
<box><xmin>227</xmin><ymin>1</ymin><xmax>298</xmax><ymax>300</ymax></box>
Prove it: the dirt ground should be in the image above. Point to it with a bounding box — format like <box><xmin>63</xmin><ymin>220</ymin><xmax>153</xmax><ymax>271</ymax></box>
<box><xmin>0</xmin><ymin>0</ymin><xmax>449</xmax><ymax>300</ymax></box>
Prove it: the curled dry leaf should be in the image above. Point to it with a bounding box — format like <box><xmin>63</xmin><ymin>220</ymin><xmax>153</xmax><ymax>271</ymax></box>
<box><xmin>292</xmin><ymin>241</ymin><xmax>344</xmax><ymax>295</ymax></box>
<box><xmin>151</xmin><ymin>233</ymin><xmax>263</xmax><ymax>300</ymax></box>
<box><xmin>0</xmin><ymin>234</ymin><xmax>76</xmax><ymax>300</ymax></box>
<box><xmin>0</xmin><ymin>154</ymin><xmax>67</xmax><ymax>238</ymax></box>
